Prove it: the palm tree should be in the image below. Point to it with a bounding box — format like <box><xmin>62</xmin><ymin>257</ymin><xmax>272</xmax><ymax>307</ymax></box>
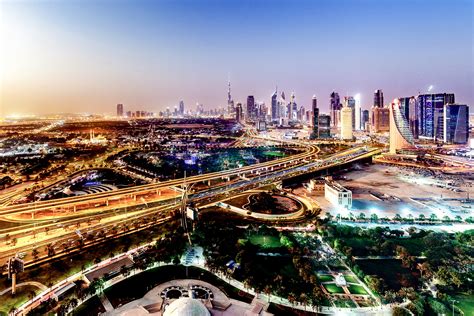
<box><xmin>287</xmin><ymin>293</ymin><xmax>296</xmax><ymax>306</ymax></box>
<box><xmin>299</xmin><ymin>293</ymin><xmax>308</xmax><ymax>311</ymax></box>
<box><xmin>263</xmin><ymin>285</ymin><xmax>272</xmax><ymax>302</ymax></box>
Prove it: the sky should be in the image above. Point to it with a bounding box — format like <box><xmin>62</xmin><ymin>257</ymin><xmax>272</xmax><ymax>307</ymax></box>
<box><xmin>0</xmin><ymin>0</ymin><xmax>473</xmax><ymax>116</ymax></box>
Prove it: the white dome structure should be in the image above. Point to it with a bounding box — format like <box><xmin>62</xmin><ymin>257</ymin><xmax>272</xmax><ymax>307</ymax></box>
<box><xmin>163</xmin><ymin>298</ymin><xmax>210</xmax><ymax>316</ymax></box>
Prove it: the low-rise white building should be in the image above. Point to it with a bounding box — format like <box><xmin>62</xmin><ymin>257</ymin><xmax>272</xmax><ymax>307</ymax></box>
<box><xmin>324</xmin><ymin>180</ymin><xmax>352</xmax><ymax>210</ymax></box>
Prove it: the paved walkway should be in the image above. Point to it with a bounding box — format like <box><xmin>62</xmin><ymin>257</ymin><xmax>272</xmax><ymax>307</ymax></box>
<box><xmin>0</xmin><ymin>281</ymin><xmax>47</xmax><ymax>296</ymax></box>
<box><xmin>100</xmin><ymin>293</ymin><xmax>114</xmax><ymax>312</ymax></box>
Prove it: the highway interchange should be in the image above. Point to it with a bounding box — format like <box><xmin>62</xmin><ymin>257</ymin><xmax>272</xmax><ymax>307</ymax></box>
<box><xmin>0</xmin><ymin>132</ymin><xmax>381</xmax><ymax>272</ymax></box>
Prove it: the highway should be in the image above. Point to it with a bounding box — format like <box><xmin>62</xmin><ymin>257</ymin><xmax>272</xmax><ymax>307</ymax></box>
<box><xmin>0</xmin><ymin>133</ymin><xmax>381</xmax><ymax>268</ymax></box>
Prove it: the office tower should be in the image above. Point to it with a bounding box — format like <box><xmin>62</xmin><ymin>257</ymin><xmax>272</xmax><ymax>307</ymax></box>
<box><xmin>398</xmin><ymin>96</ymin><xmax>418</xmax><ymax>138</ymax></box>
<box><xmin>371</xmin><ymin>107</ymin><xmax>390</xmax><ymax>132</ymax></box>
<box><xmin>374</xmin><ymin>89</ymin><xmax>384</xmax><ymax>108</ymax></box>
<box><xmin>340</xmin><ymin>105</ymin><xmax>353</xmax><ymax>140</ymax></box>
<box><xmin>289</xmin><ymin>92</ymin><xmax>297</xmax><ymax>121</ymax></box>
<box><xmin>417</xmin><ymin>93</ymin><xmax>455</xmax><ymax>140</ymax></box>
<box><xmin>246</xmin><ymin>96</ymin><xmax>255</xmax><ymax>120</ymax></box>
<box><xmin>258</xmin><ymin>102</ymin><xmax>267</xmax><ymax>120</ymax></box>
<box><xmin>354</xmin><ymin>94</ymin><xmax>361</xmax><ymax>130</ymax></box>
<box><xmin>330</xmin><ymin>91</ymin><xmax>341</xmax><ymax>127</ymax></box>
<box><xmin>116</xmin><ymin>104</ymin><xmax>124</xmax><ymax>117</ymax></box>
<box><xmin>271</xmin><ymin>88</ymin><xmax>279</xmax><ymax>120</ymax></box>
<box><xmin>344</xmin><ymin>96</ymin><xmax>356</xmax><ymax>129</ymax></box>
<box><xmin>444</xmin><ymin>104</ymin><xmax>469</xmax><ymax>144</ymax></box>
<box><xmin>279</xmin><ymin>91</ymin><xmax>286</xmax><ymax>119</ymax></box>
<box><xmin>298</xmin><ymin>106</ymin><xmax>305</xmax><ymax>122</ymax></box>
<box><xmin>311</xmin><ymin>95</ymin><xmax>319</xmax><ymax>139</ymax></box>
<box><xmin>179</xmin><ymin>100</ymin><xmax>185</xmax><ymax>116</ymax></box>
<box><xmin>362</xmin><ymin>110</ymin><xmax>370</xmax><ymax>131</ymax></box>
<box><xmin>390</xmin><ymin>99</ymin><xmax>415</xmax><ymax>154</ymax></box>
<box><xmin>227</xmin><ymin>80</ymin><xmax>234</xmax><ymax>115</ymax></box>
<box><xmin>318</xmin><ymin>114</ymin><xmax>331</xmax><ymax>138</ymax></box>
<box><xmin>236</xmin><ymin>102</ymin><xmax>243</xmax><ymax>122</ymax></box>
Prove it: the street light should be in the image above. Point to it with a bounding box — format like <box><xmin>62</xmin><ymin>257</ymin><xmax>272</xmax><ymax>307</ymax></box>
<box><xmin>450</xmin><ymin>299</ymin><xmax>458</xmax><ymax>316</ymax></box>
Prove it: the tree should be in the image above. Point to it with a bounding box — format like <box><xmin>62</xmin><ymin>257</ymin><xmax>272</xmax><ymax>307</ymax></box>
<box><xmin>392</xmin><ymin>306</ymin><xmax>411</xmax><ymax>316</ymax></box>
<box><xmin>32</xmin><ymin>248</ymin><xmax>39</xmax><ymax>260</ymax></box>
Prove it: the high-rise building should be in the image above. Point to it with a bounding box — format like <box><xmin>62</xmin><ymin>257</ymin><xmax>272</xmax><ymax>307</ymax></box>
<box><xmin>330</xmin><ymin>92</ymin><xmax>341</xmax><ymax>127</ymax></box>
<box><xmin>340</xmin><ymin>106</ymin><xmax>353</xmax><ymax>140</ymax></box>
<box><xmin>279</xmin><ymin>92</ymin><xmax>286</xmax><ymax>119</ymax></box>
<box><xmin>398</xmin><ymin>96</ymin><xmax>418</xmax><ymax>138</ymax></box>
<box><xmin>179</xmin><ymin>100</ymin><xmax>185</xmax><ymax>116</ymax></box>
<box><xmin>310</xmin><ymin>95</ymin><xmax>319</xmax><ymax>139</ymax></box>
<box><xmin>371</xmin><ymin>107</ymin><xmax>390</xmax><ymax>133</ymax></box>
<box><xmin>227</xmin><ymin>80</ymin><xmax>234</xmax><ymax>115</ymax></box>
<box><xmin>390</xmin><ymin>99</ymin><xmax>415</xmax><ymax>154</ymax></box>
<box><xmin>318</xmin><ymin>114</ymin><xmax>331</xmax><ymax>138</ymax></box>
<box><xmin>236</xmin><ymin>103</ymin><xmax>243</xmax><ymax>122</ymax></box>
<box><xmin>444</xmin><ymin>104</ymin><xmax>469</xmax><ymax>144</ymax></box>
<box><xmin>374</xmin><ymin>89</ymin><xmax>384</xmax><ymax>108</ymax></box>
<box><xmin>344</xmin><ymin>96</ymin><xmax>356</xmax><ymax>129</ymax></box>
<box><xmin>362</xmin><ymin>110</ymin><xmax>370</xmax><ymax>131</ymax></box>
<box><xmin>354</xmin><ymin>94</ymin><xmax>361</xmax><ymax>130</ymax></box>
<box><xmin>271</xmin><ymin>88</ymin><xmax>278</xmax><ymax>121</ymax></box>
<box><xmin>116</xmin><ymin>104</ymin><xmax>124</xmax><ymax>117</ymax></box>
<box><xmin>246</xmin><ymin>96</ymin><xmax>255</xmax><ymax>120</ymax></box>
<box><xmin>417</xmin><ymin>93</ymin><xmax>455</xmax><ymax>140</ymax></box>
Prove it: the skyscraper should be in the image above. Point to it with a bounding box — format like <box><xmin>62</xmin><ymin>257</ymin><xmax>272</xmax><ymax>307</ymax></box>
<box><xmin>227</xmin><ymin>80</ymin><xmax>234</xmax><ymax>115</ymax></box>
<box><xmin>374</xmin><ymin>89</ymin><xmax>384</xmax><ymax>108</ymax></box>
<box><xmin>330</xmin><ymin>92</ymin><xmax>341</xmax><ymax>127</ymax></box>
<box><xmin>246</xmin><ymin>96</ymin><xmax>255</xmax><ymax>120</ymax></box>
<box><xmin>362</xmin><ymin>110</ymin><xmax>369</xmax><ymax>131</ymax></box>
<box><xmin>398</xmin><ymin>96</ymin><xmax>418</xmax><ymax>138</ymax></box>
<box><xmin>371</xmin><ymin>107</ymin><xmax>390</xmax><ymax>133</ymax></box>
<box><xmin>116</xmin><ymin>104</ymin><xmax>124</xmax><ymax>117</ymax></box>
<box><xmin>389</xmin><ymin>99</ymin><xmax>415</xmax><ymax>154</ymax></box>
<box><xmin>354</xmin><ymin>94</ymin><xmax>361</xmax><ymax>130</ymax></box>
<box><xmin>417</xmin><ymin>93</ymin><xmax>455</xmax><ymax>140</ymax></box>
<box><xmin>340</xmin><ymin>105</ymin><xmax>353</xmax><ymax>140</ymax></box>
<box><xmin>236</xmin><ymin>102</ymin><xmax>243</xmax><ymax>122</ymax></box>
<box><xmin>444</xmin><ymin>104</ymin><xmax>469</xmax><ymax>144</ymax></box>
<box><xmin>290</xmin><ymin>92</ymin><xmax>297</xmax><ymax>121</ymax></box>
<box><xmin>318</xmin><ymin>115</ymin><xmax>331</xmax><ymax>138</ymax></box>
<box><xmin>271</xmin><ymin>88</ymin><xmax>278</xmax><ymax>121</ymax></box>
<box><xmin>344</xmin><ymin>96</ymin><xmax>356</xmax><ymax>129</ymax></box>
<box><xmin>311</xmin><ymin>95</ymin><xmax>319</xmax><ymax>139</ymax></box>
<box><xmin>179</xmin><ymin>100</ymin><xmax>185</xmax><ymax>116</ymax></box>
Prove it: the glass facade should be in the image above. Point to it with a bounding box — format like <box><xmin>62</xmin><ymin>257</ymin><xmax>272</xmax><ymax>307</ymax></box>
<box><xmin>444</xmin><ymin>104</ymin><xmax>469</xmax><ymax>144</ymax></box>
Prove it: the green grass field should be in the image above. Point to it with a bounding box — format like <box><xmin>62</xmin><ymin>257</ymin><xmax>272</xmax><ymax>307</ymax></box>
<box><xmin>0</xmin><ymin>285</ymin><xmax>38</xmax><ymax>315</ymax></box>
<box><xmin>317</xmin><ymin>274</ymin><xmax>334</xmax><ymax>282</ymax></box>
<box><xmin>344</xmin><ymin>275</ymin><xmax>359</xmax><ymax>283</ymax></box>
<box><xmin>453</xmin><ymin>293</ymin><xmax>474</xmax><ymax>315</ymax></box>
<box><xmin>348</xmin><ymin>284</ymin><xmax>368</xmax><ymax>295</ymax></box>
<box><xmin>248</xmin><ymin>235</ymin><xmax>282</xmax><ymax>249</ymax></box>
<box><xmin>324</xmin><ymin>283</ymin><xmax>345</xmax><ymax>294</ymax></box>
<box><xmin>333</xmin><ymin>298</ymin><xmax>357</xmax><ymax>308</ymax></box>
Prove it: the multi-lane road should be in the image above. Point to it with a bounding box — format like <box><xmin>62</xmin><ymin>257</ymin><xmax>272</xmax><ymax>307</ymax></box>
<box><xmin>0</xmin><ymin>134</ymin><xmax>381</xmax><ymax>268</ymax></box>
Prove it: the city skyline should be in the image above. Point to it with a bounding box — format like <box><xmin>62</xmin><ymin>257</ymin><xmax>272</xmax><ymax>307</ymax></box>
<box><xmin>1</xmin><ymin>0</ymin><xmax>472</xmax><ymax>116</ymax></box>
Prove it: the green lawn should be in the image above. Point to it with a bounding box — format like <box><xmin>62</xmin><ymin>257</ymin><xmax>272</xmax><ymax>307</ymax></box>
<box><xmin>324</xmin><ymin>283</ymin><xmax>345</xmax><ymax>294</ymax></box>
<box><xmin>344</xmin><ymin>275</ymin><xmax>359</xmax><ymax>283</ymax></box>
<box><xmin>0</xmin><ymin>285</ymin><xmax>38</xmax><ymax>315</ymax></box>
<box><xmin>333</xmin><ymin>298</ymin><xmax>357</xmax><ymax>308</ymax></box>
<box><xmin>248</xmin><ymin>235</ymin><xmax>282</xmax><ymax>249</ymax></box>
<box><xmin>453</xmin><ymin>293</ymin><xmax>474</xmax><ymax>315</ymax></box>
<box><xmin>317</xmin><ymin>274</ymin><xmax>334</xmax><ymax>282</ymax></box>
<box><xmin>348</xmin><ymin>284</ymin><xmax>368</xmax><ymax>295</ymax></box>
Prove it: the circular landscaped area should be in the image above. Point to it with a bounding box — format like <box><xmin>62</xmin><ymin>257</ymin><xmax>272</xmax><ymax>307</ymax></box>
<box><xmin>243</xmin><ymin>192</ymin><xmax>302</xmax><ymax>215</ymax></box>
